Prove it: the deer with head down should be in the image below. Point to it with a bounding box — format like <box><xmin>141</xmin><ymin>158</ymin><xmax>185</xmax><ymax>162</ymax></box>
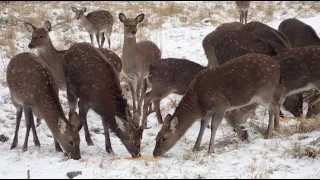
<box><xmin>278</xmin><ymin>18</ymin><xmax>320</xmax><ymax>118</ymax></box>
<box><xmin>63</xmin><ymin>42</ymin><xmax>147</xmax><ymax>157</ymax></box>
<box><xmin>119</xmin><ymin>13</ymin><xmax>161</xmax><ymax>113</ymax></box>
<box><xmin>153</xmin><ymin>53</ymin><xmax>281</xmax><ymax>156</ymax></box>
<box><xmin>7</xmin><ymin>52</ymin><xmax>82</xmax><ymax>160</ymax></box>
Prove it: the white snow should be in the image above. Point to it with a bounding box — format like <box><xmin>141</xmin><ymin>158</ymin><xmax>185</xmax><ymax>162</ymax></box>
<box><xmin>0</xmin><ymin>2</ymin><xmax>320</xmax><ymax>179</ymax></box>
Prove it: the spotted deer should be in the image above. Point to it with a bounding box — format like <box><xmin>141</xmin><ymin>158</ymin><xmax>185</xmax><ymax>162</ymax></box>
<box><xmin>274</xmin><ymin>46</ymin><xmax>320</xmax><ymax>118</ymax></box>
<box><xmin>153</xmin><ymin>53</ymin><xmax>281</xmax><ymax>157</ymax></box>
<box><xmin>278</xmin><ymin>18</ymin><xmax>320</xmax><ymax>118</ymax></box>
<box><xmin>24</xmin><ymin>21</ymin><xmax>123</xmax><ymax>127</ymax></box>
<box><xmin>236</xmin><ymin>1</ymin><xmax>250</xmax><ymax>24</ymax></box>
<box><xmin>7</xmin><ymin>52</ymin><xmax>82</xmax><ymax>160</ymax></box>
<box><xmin>63</xmin><ymin>42</ymin><xmax>147</xmax><ymax>157</ymax></box>
<box><xmin>141</xmin><ymin>58</ymin><xmax>206</xmax><ymax>126</ymax></box>
<box><xmin>119</xmin><ymin>13</ymin><xmax>161</xmax><ymax>113</ymax></box>
<box><xmin>202</xmin><ymin>22</ymin><xmax>244</xmax><ymax>68</ymax></box>
<box><xmin>72</xmin><ymin>7</ymin><xmax>114</xmax><ymax>49</ymax></box>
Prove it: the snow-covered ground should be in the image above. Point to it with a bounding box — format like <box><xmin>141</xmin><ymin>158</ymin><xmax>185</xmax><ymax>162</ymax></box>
<box><xmin>0</xmin><ymin>1</ymin><xmax>320</xmax><ymax>179</ymax></box>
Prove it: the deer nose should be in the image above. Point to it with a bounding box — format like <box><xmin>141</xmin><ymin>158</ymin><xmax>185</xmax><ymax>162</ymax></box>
<box><xmin>131</xmin><ymin>31</ymin><xmax>136</xmax><ymax>35</ymax></box>
<box><xmin>153</xmin><ymin>151</ymin><xmax>161</xmax><ymax>157</ymax></box>
<box><xmin>28</xmin><ymin>44</ymin><xmax>34</xmax><ymax>49</ymax></box>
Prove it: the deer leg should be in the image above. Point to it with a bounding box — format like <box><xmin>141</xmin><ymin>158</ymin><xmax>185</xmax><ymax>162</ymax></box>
<box><xmin>154</xmin><ymin>99</ymin><xmax>163</xmax><ymax>124</ymax></box>
<box><xmin>10</xmin><ymin>105</ymin><xmax>23</xmax><ymax>150</ymax></box>
<box><xmin>79</xmin><ymin>99</ymin><xmax>93</xmax><ymax>146</ymax></box>
<box><xmin>193</xmin><ymin>116</ymin><xmax>211</xmax><ymax>152</ymax></box>
<box><xmin>128</xmin><ymin>80</ymin><xmax>137</xmax><ymax>112</ymax></box>
<box><xmin>265</xmin><ymin>100</ymin><xmax>277</xmax><ymax>139</ymax></box>
<box><xmin>208</xmin><ymin>109</ymin><xmax>226</xmax><ymax>154</ymax></box>
<box><xmin>22</xmin><ymin>107</ymin><xmax>34</xmax><ymax>152</ymax></box>
<box><xmin>245</xmin><ymin>10</ymin><xmax>248</xmax><ymax>24</ymax></box>
<box><xmin>31</xmin><ymin>116</ymin><xmax>40</xmax><ymax>147</ymax></box>
<box><xmin>89</xmin><ymin>34</ymin><xmax>93</xmax><ymax>45</ymax></box>
<box><xmin>139</xmin><ymin>79</ymin><xmax>148</xmax><ymax>113</ymax></box>
<box><xmin>137</xmin><ymin>79</ymin><xmax>144</xmax><ymax>112</ymax></box>
<box><xmin>102</xmin><ymin>117</ymin><xmax>114</xmax><ymax>155</ymax></box>
<box><xmin>101</xmin><ymin>32</ymin><xmax>106</xmax><ymax>49</ymax></box>
<box><xmin>96</xmin><ymin>33</ymin><xmax>101</xmax><ymax>48</ymax></box>
<box><xmin>36</xmin><ymin>118</ymin><xmax>41</xmax><ymax>127</ymax></box>
<box><xmin>106</xmin><ymin>26</ymin><xmax>112</xmax><ymax>49</ymax></box>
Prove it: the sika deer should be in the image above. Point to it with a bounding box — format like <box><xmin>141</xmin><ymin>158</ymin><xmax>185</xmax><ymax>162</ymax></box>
<box><xmin>202</xmin><ymin>22</ymin><xmax>243</xmax><ymax>68</ymax></box>
<box><xmin>153</xmin><ymin>53</ymin><xmax>281</xmax><ymax>156</ymax></box>
<box><xmin>236</xmin><ymin>1</ymin><xmax>250</xmax><ymax>24</ymax></box>
<box><xmin>7</xmin><ymin>52</ymin><xmax>82</xmax><ymax>160</ymax></box>
<box><xmin>63</xmin><ymin>42</ymin><xmax>146</xmax><ymax>157</ymax></box>
<box><xmin>119</xmin><ymin>13</ymin><xmax>161</xmax><ymax>113</ymax></box>
<box><xmin>274</xmin><ymin>46</ymin><xmax>320</xmax><ymax>117</ymax></box>
<box><xmin>306</xmin><ymin>91</ymin><xmax>320</xmax><ymax>118</ymax></box>
<box><xmin>25</xmin><ymin>21</ymin><xmax>123</xmax><ymax>128</ymax></box>
<box><xmin>72</xmin><ymin>7</ymin><xmax>114</xmax><ymax>49</ymax></box>
<box><xmin>141</xmin><ymin>58</ymin><xmax>206</xmax><ymax>126</ymax></box>
<box><xmin>278</xmin><ymin>18</ymin><xmax>320</xmax><ymax>117</ymax></box>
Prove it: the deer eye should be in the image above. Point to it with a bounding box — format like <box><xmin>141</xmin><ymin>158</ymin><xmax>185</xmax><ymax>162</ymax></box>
<box><xmin>160</xmin><ymin>138</ymin><xmax>167</xmax><ymax>144</ymax></box>
<box><xmin>310</xmin><ymin>105</ymin><xmax>315</xmax><ymax>109</ymax></box>
<box><xmin>69</xmin><ymin>141</ymin><xmax>75</xmax><ymax>147</ymax></box>
<box><xmin>39</xmin><ymin>36</ymin><xmax>43</xmax><ymax>39</ymax></box>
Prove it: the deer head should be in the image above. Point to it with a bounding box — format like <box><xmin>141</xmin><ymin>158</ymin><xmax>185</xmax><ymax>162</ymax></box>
<box><xmin>71</xmin><ymin>7</ymin><xmax>87</xmax><ymax>20</ymax></box>
<box><xmin>58</xmin><ymin>112</ymin><xmax>82</xmax><ymax>160</ymax></box>
<box><xmin>24</xmin><ymin>21</ymin><xmax>52</xmax><ymax>49</ymax></box>
<box><xmin>153</xmin><ymin>114</ymin><xmax>181</xmax><ymax>157</ymax></box>
<box><xmin>119</xmin><ymin>13</ymin><xmax>144</xmax><ymax>38</ymax></box>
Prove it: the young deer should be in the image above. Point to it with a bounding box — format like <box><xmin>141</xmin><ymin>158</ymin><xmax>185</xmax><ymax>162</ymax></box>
<box><xmin>119</xmin><ymin>13</ymin><xmax>161</xmax><ymax>113</ymax></box>
<box><xmin>278</xmin><ymin>18</ymin><xmax>320</xmax><ymax>118</ymax></box>
<box><xmin>63</xmin><ymin>42</ymin><xmax>146</xmax><ymax>157</ymax></box>
<box><xmin>72</xmin><ymin>7</ymin><xmax>114</xmax><ymax>49</ymax></box>
<box><xmin>236</xmin><ymin>1</ymin><xmax>250</xmax><ymax>24</ymax></box>
<box><xmin>153</xmin><ymin>53</ymin><xmax>281</xmax><ymax>157</ymax></box>
<box><xmin>141</xmin><ymin>58</ymin><xmax>206</xmax><ymax>126</ymax></box>
<box><xmin>7</xmin><ymin>52</ymin><xmax>82</xmax><ymax>160</ymax></box>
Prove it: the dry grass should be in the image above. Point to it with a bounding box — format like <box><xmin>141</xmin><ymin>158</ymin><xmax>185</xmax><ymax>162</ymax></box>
<box><xmin>278</xmin><ymin>117</ymin><xmax>320</xmax><ymax>137</ymax></box>
<box><xmin>283</xmin><ymin>141</ymin><xmax>320</xmax><ymax>159</ymax></box>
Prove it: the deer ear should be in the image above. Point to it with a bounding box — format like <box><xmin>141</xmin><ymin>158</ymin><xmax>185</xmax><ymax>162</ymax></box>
<box><xmin>135</xmin><ymin>13</ymin><xmax>145</xmax><ymax>23</ymax></box>
<box><xmin>119</xmin><ymin>13</ymin><xmax>126</xmax><ymax>23</ymax></box>
<box><xmin>163</xmin><ymin>114</ymin><xmax>172</xmax><ymax>126</ymax></box>
<box><xmin>169</xmin><ymin>116</ymin><xmax>178</xmax><ymax>131</ymax></box>
<box><xmin>24</xmin><ymin>22</ymin><xmax>35</xmax><ymax>33</ymax></box>
<box><xmin>82</xmin><ymin>7</ymin><xmax>87</xmax><ymax>12</ymax></box>
<box><xmin>115</xmin><ymin>116</ymin><xmax>127</xmax><ymax>132</ymax></box>
<box><xmin>71</xmin><ymin>7</ymin><xmax>77</xmax><ymax>12</ymax></box>
<box><xmin>44</xmin><ymin>21</ymin><xmax>51</xmax><ymax>32</ymax></box>
<box><xmin>69</xmin><ymin>112</ymin><xmax>82</xmax><ymax>132</ymax></box>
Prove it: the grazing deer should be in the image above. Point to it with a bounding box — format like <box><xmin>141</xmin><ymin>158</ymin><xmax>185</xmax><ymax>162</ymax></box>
<box><xmin>274</xmin><ymin>46</ymin><xmax>320</xmax><ymax>116</ymax></box>
<box><xmin>119</xmin><ymin>13</ymin><xmax>161</xmax><ymax>113</ymax></box>
<box><xmin>71</xmin><ymin>7</ymin><xmax>114</xmax><ymax>49</ymax></box>
<box><xmin>236</xmin><ymin>1</ymin><xmax>250</xmax><ymax>24</ymax></box>
<box><xmin>153</xmin><ymin>53</ymin><xmax>281</xmax><ymax>157</ymax></box>
<box><xmin>141</xmin><ymin>58</ymin><xmax>206</xmax><ymax>126</ymax></box>
<box><xmin>306</xmin><ymin>91</ymin><xmax>320</xmax><ymax>118</ymax></box>
<box><xmin>278</xmin><ymin>18</ymin><xmax>320</xmax><ymax>118</ymax></box>
<box><xmin>63</xmin><ymin>42</ymin><xmax>146</xmax><ymax>157</ymax></box>
<box><xmin>7</xmin><ymin>52</ymin><xmax>82</xmax><ymax>160</ymax></box>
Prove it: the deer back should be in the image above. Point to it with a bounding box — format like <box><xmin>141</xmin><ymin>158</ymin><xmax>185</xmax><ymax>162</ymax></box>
<box><xmin>98</xmin><ymin>48</ymin><xmax>122</xmax><ymax>74</ymax></box>
<box><xmin>278</xmin><ymin>18</ymin><xmax>320</xmax><ymax>48</ymax></box>
<box><xmin>148</xmin><ymin>58</ymin><xmax>206</xmax><ymax>95</ymax></box>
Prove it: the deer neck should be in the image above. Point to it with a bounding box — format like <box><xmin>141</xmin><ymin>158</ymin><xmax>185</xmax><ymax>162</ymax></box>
<box><xmin>122</xmin><ymin>35</ymin><xmax>138</xmax><ymax>74</ymax></box>
<box><xmin>44</xmin><ymin>117</ymin><xmax>63</xmax><ymax>139</ymax></box>
<box><xmin>172</xmin><ymin>92</ymin><xmax>201</xmax><ymax>137</ymax></box>
<box><xmin>37</xmin><ymin>40</ymin><xmax>65</xmax><ymax>86</ymax></box>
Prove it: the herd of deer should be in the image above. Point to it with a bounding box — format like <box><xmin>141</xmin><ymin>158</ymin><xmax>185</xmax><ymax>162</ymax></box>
<box><xmin>4</xmin><ymin>1</ymin><xmax>320</xmax><ymax>160</ymax></box>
